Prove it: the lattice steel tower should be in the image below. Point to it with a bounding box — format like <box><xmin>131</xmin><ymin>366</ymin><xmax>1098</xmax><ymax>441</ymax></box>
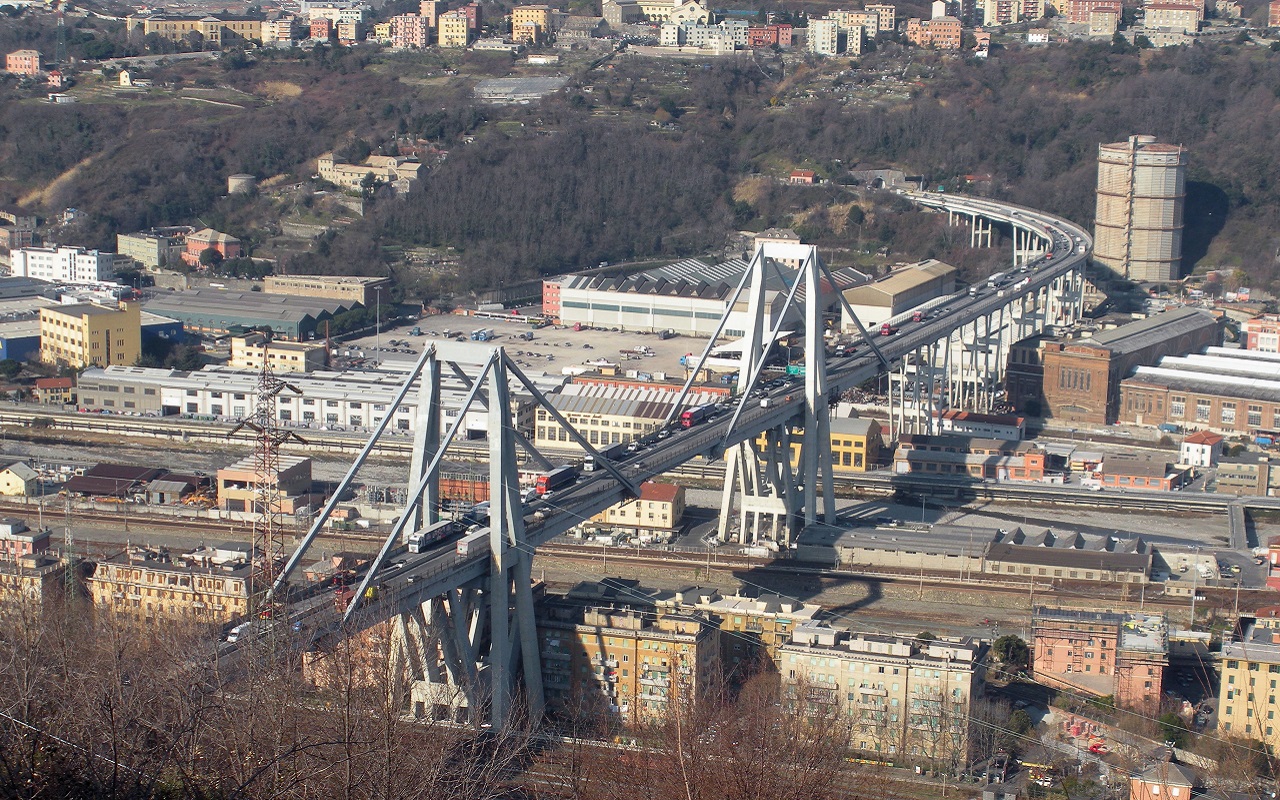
<box><xmin>230</xmin><ymin>360</ymin><xmax>301</xmax><ymax>609</ymax></box>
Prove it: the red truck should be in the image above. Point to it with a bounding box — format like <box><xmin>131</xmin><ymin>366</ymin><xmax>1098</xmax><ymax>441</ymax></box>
<box><xmin>880</xmin><ymin>322</ymin><xmax>896</xmax><ymax>336</ymax></box>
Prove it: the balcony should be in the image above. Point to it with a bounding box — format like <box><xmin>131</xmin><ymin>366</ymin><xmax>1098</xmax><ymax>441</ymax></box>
<box><xmin>640</xmin><ymin>676</ymin><xmax>670</xmax><ymax>688</ymax></box>
<box><xmin>745</xmin><ymin>623</ymin><xmax>764</xmax><ymax>633</ymax></box>
<box><xmin>857</xmin><ymin>687</ymin><xmax>889</xmax><ymax>698</ymax></box>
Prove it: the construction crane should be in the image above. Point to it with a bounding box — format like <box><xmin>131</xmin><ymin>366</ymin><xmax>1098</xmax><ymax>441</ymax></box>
<box><xmin>228</xmin><ymin>357</ymin><xmax>304</xmax><ymax>615</ymax></box>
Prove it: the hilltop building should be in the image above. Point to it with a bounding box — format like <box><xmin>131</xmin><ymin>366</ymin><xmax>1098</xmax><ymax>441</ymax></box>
<box><xmin>126</xmin><ymin>14</ymin><xmax>264</xmax><ymax>44</ymax></box>
<box><xmin>181</xmin><ymin>229</ymin><xmax>242</xmax><ymax>268</ymax></box>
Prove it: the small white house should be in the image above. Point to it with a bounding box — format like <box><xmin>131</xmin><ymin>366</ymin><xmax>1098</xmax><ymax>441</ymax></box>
<box><xmin>1181</xmin><ymin>430</ymin><xmax>1225</xmax><ymax>468</ymax></box>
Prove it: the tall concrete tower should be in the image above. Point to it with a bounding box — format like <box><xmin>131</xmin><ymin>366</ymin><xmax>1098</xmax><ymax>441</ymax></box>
<box><xmin>1094</xmin><ymin>135</ymin><xmax>1187</xmax><ymax>283</ymax></box>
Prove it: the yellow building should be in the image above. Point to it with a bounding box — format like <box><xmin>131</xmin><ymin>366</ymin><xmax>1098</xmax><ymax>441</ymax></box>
<box><xmin>0</xmin><ymin>554</ymin><xmax>65</xmax><ymax>617</ymax></box>
<box><xmin>87</xmin><ymin>545</ymin><xmax>251</xmax><ymax>624</ymax></box>
<box><xmin>1217</xmin><ymin>610</ymin><xmax>1280</xmax><ymax>749</ymax></box>
<box><xmin>437</xmin><ymin>10</ymin><xmax>472</xmax><ymax>46</ymax></box>
<box><xmin>40</xmin><ymin>301</ymin><xmax>141</xmax><ymax>370</ymax></box>
<box><xmin>229</xmin><ymin>333</ymin><xmax>327</xmax><ymax>373</ymax></box>
<box><xmin>263</xmin><ymin>274</ymin><xmax>391</xmax><ymax>306</ymax></box>
<box><xmin>591</xmin><ymin>482</ymin><xmax>685</xmax><ymax>537</ymax></box>
<box><xmin>129</xmin><ymin>15</ymin><xmax>264</xmax><ymax>44</ymax></box>
<box><xmin>535</xmin><ymin>384</ymin><xmax>722</xmax><ymax>452</ymax></box>
<box><xmin>538</xmin><ymin>593</ymin><xmax>721</xmax><ymax>722</ymax></box>
<box><xmin>781</xmin><ymin>623</ymin><xmax>985</xmax><ymax>765</ymax></box>
<box><xmin>217</xmin><ymin>454</ymin><xmax>315</xmax><ymax>516</ymax></box>
<box><xmin>512</xmin><ymin>4</ymin><xmax>552</xmax><ymax>40</ymax></box>
<box><xmin>757</xmin><ymin>415</ymin><xmax>883</xmax><ymax>473</ymax></box>
<box><xmin>673</xmin><ymin>587</ymin><xmax>823</xmax><ymax>669</ymax></box>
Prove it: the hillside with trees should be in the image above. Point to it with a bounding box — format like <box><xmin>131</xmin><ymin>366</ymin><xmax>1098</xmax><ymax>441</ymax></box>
<box><xmin>3</xmin><ymin>29</ymin><xmax>1280</xmax><ymax>296</ymax></box>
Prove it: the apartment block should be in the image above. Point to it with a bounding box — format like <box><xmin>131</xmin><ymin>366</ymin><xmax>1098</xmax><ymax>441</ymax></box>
<box><xmin>311</xmin><ymin>17</ymin><xmax>334</xmax><ymax>38</ymax></box>
<box><xmin>808</xmin><ymin>16</ymin><xmax>841</xmax><ymax>53</ymax></box>
<box><xmin>512</xmin><ymin>4</ymin><xmax>553</xmax><ymax>40</ymax></box>
<box><xmin>1067</xmin><ymin>0</ymin><xmax>1120</xmax><ymax>21</ymax></box>
<box><xmin>11</xmin><ymin>245</ymin><xmax>115</xmax><ymax>284</ymax></box>
<box><xmin>437</xmin><ymin>10</ymin><xmax>472</xmax><ymax>45</ymax></box>
<box><xmin>537</xmin><ymin>593</ymin><xmax>721</xmax><ymax>721</ymax></box>
<box><xmin>336</xmin><ymin>20</ymin><xmax>364</xmax><ymax>41</ymax></box>
<box><xmin>866</xmin><ymin>2</ymin><xmax>897</xmax><ymax>30</ymax></box>
<box><xmin>262</xmin><ymin>17</ymin><xmax>299</xmax><ymax>41</ymax></box>
<box><xmin>905</xmin><ymin>15</ymin><xmax>961</xmax><ymax>47</ymax></box>
<box><xmin>1271</xmin><ymin>0</ymin><xmax>1280</xmax><ymax>26</ymax></box>
<box><xmin>1032</xmin><ymin>607</ymin><xmax>1167</xmax><ymax>712</ymax></box>
<box><xmin>1244</xmin><ymin>315</ymin><xmax>1280</xmax><ymax>352</ymax></box>
<box><xmin>0</xmin><ymin>554</ymin><xmax>65</xmax><ymax>614</ymax></box>
<box><xmin>390</xmin><ymin>13</ymin><xmax>431</xmax><ymax>46</ymax></box>
<box><xmin>833</xmin><ymin>9</ymin><xmax>881</xmax><ymax>34</ymax></box>
<box><xmin>116</xmin><ymin>228</ymin><xmax>192</xmax><ymax>270</ymax></box>
<box><xmin>1144</xmin><ymin>3</ymin><xmax>1199</xmax><ymax>30</ymax></box>
<box><xmin>420</xmin><ymin>0</ymin><xmax>446</xmax><ymax>25</ymax></box>
<box><xmin>746</xmin><ymin>23</ymin><xmax>793</xmax><ymax>46</ymax></box>
<box><xmin>5</xmin><ymin>49</ymin><xmax>40</xmax><ymax>75</ymax></box>
<box><xmin>1089</xmin><ymin>6</ymin><xmax>1120</xmax><ymax>33</ymax></box>
<box><xmin>1217</xmin><ymin>610</ymin><xmax>1280</xmax><ymax>750</ymax></box>
<box><xmin>780</xmin><ymin>623</ymin><xmax>985</xmax><ymax>763</ymax></box>
<box><xmin>87</xmin><ymin>544</ymin><xmax>251</xmax><ymax>624</ymax></box>
<box><xmin>40</xmin><ymin>301</ymin><xmax>141</xmax><ymax>370</ymax></box>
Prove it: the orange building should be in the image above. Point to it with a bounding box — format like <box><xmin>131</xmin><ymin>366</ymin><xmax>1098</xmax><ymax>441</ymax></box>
<box><xmin>1130</xmin><ymin>759</ymin><xmax>1196</xmax><ymax>800</ymax></box>
<box><xmin>181</xmin><ymin>228</ymin><xmax>242</xmax><ymax>268</ymax></box>
<box><xmin>1271</xmin><ymin>0</ymin><xmax>1280</xmax><ymax>26</ymax></box>
<box><xmin>310</xmin><ymin>17</ymin><xmax>333</xmax><ymax>38</ymax></box>
<box><xmin>1032</xmin><ymin>607</ymin><xmax>1167</xmax><ymax>713</ymax></box>
<box><xmin>905</xmin><ymin>15</ymin><xmax>961</xmax><ymax>48</ymax></box>
<box><xmin>5</xmin><ymin>49</ymin><xmax>40</xmax><ymax>76</ymax></box>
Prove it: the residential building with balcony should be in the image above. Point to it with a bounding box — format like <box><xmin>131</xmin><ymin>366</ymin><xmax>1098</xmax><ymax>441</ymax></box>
<box><xmin>5</xmin><ymin>49</ymin><xmax>40</xmax><ymax>75</ymax></box>
<box><xmin>591</xmin><ymin>481</ymin><xmax>686</xmax><ymax>538</ymax></box>
<box><xmin>11</xmin><ymin>245</ymin><xmax>115</xmax><ymax>284</ymax></box>
<box><xmin>537</xmin><ymin>591</ymin><xmax>721</xmax><ymax>721</ymax></box>
<box><xmin>780</xmin><ymin>623</ymin><xmax>985</xmax><ymax>764</ymax></box>
<box><xmin>86</xmin><ymin>544</ymin><xmax>251</xmax><ymax>624</ymax></box>
<box><xmin>808</xmin><ymin>17</ymin><xmax>840</xmax><ymax>53</ymax></box>
<box><xmin>1216</xmin><ymin>610</ymin><xmax>1280</xmax><ymax>750</ymax></box>
<box><xmin>866</xmin><ymin>2</ymin><xmax>897</xmax><ymax>29</ymax></box>
<box><xmin>390</xmin><ymin>13</ymin><xmax>431</xmax><ymax>46</ymax></box>
<box><xmin>437</xmin><ymin>9</ymin><xmax>472</xmax><ymax>45</ymax></box>
<box><xmin>0</xmin><ymin>518</ymin><xmax>49</xmax><ymax>561</ymax></box>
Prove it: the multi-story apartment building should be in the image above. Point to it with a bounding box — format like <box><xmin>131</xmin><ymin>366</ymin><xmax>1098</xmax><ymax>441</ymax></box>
<box><xmin>591</xmin><ymin>482</ymin><xmax>686</xmax><ymax>536</ymax></box>
<box><xmin>11</xmin><ymin>245</ymin><xmax>115</xmax><ymax>284</ymax></box>
<box><xmin>746</xmin><ymin>23</ymin><xmax>793</xmax><ymax>46</ymax></box>
<box><xmin>181</xmin><ymin>228</ymin><xmax>242</xmax><ymax>268</ymax></box>
<box><xmin>905</xmin><ymin>15</ymin><xmax>961</xmax><ymax>47</ymax></box>
<box><xmin>87</xmin><ymin>545</ymin><xmax>252</xmax><ymax>624</ymax></box>
<box><xmin>866</xmin><ymin>2</ymin><xmax>897</xmax><ymax>30</ymax></box>
<box><xmin>420</xmin><ymin>0</ymin><xmax>446</xmax><ymax>25</ymax></box>
<box><xmin>1067</xmin><ymin>0</ymin><xmax>1120</xmax><ymax>21</ymax></box>
<box><xmin>659</xmin><ymin>18</ymin><xmax>748</xmax><ymax>48</ymax></box>
<box><xmin>1144</xmin><ymin>3</ymin><xmax>1199</xmax><ymax>30</ymax></box>
<box><xmin>833</xmin><ymin>9</ymin><xmax>881</xmax><ymax>34</ymax></box>
<box><xmin>1089</xmin><ymin>6</ymin><xmax>1120</xmax><ymax>33</ymax></box>
<box><xmin>116</xmin><ymin>228</ymin><xmax>193</xmax><ymax>270</ymax></box>
<box><xmin>982</xmin><ymin>0</ymin><xmax>1022</xmax><ymax>24</ymax></box>
<box><xmin>5</xmin><ymin>49</ymin><xmax>40</xmax><ymax>75</ymax></box>
<box><xmin>537</xmin><ymin>593</ymin><xmax>721</xmax><ymax>721</ymax></box>
<box><xmin>780</xmin><ymin>623</ymin><xmax>985</xmax><ymax>764</ymax></box>
<box><xmin>261</xmin><ymin>17</ymin><xmax>300</xmax><ymax>42</ymax></box>
<box><xmin>1032</xmin><ymin>607</ymin><xmax>1167</xmax><ymax>712</ymax></box>
<box><xmin>512</xmin><ymin>4</ymin><xmax>553</xmax><ymax>40</ymax></box>
<box><xmin>438</xmin><ymin>10</ymin><xmax>472</xmax><ymax>45</ymax></box>
<box><xmin>0</xmin><ymin>554</ymin><xmax>66</xmax><ymax>615</ymax></box>
<box><xmin>1271</xmin><ymin>0</ymin><xmax>1280</xmax><ymax>26</ymax></box>
<box><xmin>390</xmin><ymin>13</ymin><xmax>431</xmax><ymax>46</ymax></box>
<box><xmin>311</xmin><ymin>17</ymin><xmax>334</xmax><ymax>38</ymax></box>
<box><xmin>336</xmin><ymin>20</ymin><xmax>363</xmax><ymax>41</ymax></box>
<box><xmin>1217</xmin><ymin>610</ymin><xmax>1280</xmax><ymax>750</ymax></box>
<box><xmin>39</xmin><ymin>301</ymin><xmax>141</xmax><ymax>370</ymax></box>
<box><xmin>128</xmin><ymin>15</ymin><xmax>263</xmax><ymax>44</ymax></box>
<box><xmin>808</xmin><ymin>17</ymin><xmax>841</xmax><ymax>53</ymax></box>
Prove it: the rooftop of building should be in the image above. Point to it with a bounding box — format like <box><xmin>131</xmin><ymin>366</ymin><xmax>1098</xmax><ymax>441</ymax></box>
<box><xmin>1138</xmin><ymin>759</ymin><xmax>1197</xmax><ymax>788</ymax></box>
<box><xmin>220</xmin><ymin>453</ymin><xmax>311</xmax><ymax>475</ymax></box>
<box><xmin>144</xmin><ymin>289</ymin><xmax>356</xmax><ymax>320</ymax></box>
<box><xmin>2</xmin><ymin>462</ymin><xmax>38</xmax><ymax>481</ymax></box>
<box><xmin>897</xmin><ymin>432</ymin><xmax>1033</xmax><ymax>452</ymax></box>
<box><xmin>830</xmin><ymin>416</ymin><xmax>880</xmax><ymax>436</ymax></box>
<box><xmin>267</xmin><ymin>275</ymin><xmax>391</xmax><ymax>286</ymax></box>
<box><xmin>1065</xmin><ymin>307</ymin><xmax>1215</xmax><ymax>356</ymax></box>
<box><xmin>939</xmin><ymin>409</ymin><xmax>1025</xmax><ymax>426</ymax></box>
<box><xmin>42</xmin><ymin>302</ymin><xmax>124</xmax><ymax>318</ymax></box>
<box><xmin>783</xmin><ymin>621</ymin><xmax>982</xmax><ymax>665</ymax></box>
<box><xmin>1035</xmin><ymin>606</ymin><xmax>1167</xmax><ymax>652</ymax></box>
<box><xmin>1183</xmin><ymin>430</ymin><xmax>1224</xmax><ymax>445</ymax></box>
<box><xmin>549</xmin><ymin>382</ymin><xmax>721</xmax><ymax>420</ymax></box>
<box><xmin>1102</xmin><ymin>454</ymin><xmax>1176</xmax><ymax>479</ymax></box>
<box><xmin>94</xmin><ymin>544</ymin><xmax>252</xmax><ymax>578</ymax></box>
<box><xmin>638</xmin><ymin>481</ymin><xmax>681</xmax><ymax>503</ymax></box>
<box><xmin>843</xmin><ymin>259</ymin><xmax>956</xmax><ymax>303</ymax></box>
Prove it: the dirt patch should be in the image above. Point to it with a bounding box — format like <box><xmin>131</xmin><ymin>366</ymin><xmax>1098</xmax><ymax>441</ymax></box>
<box><xmin>258</xmin><ymin>80</ymin><xmax>304</xmax><ymax>100</ymax></box>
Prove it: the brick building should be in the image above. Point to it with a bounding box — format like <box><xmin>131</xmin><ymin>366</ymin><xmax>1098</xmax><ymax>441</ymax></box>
<box><xmin>893</xmin><ymin>433</ymin><xmax>1049</xmax><ymax>482</ymax></box>
<box><xmin>1066</xmin><ymin>0</ymin><xmax>1120</xmax><ymax>22</ymax></box>
<box><xmin>1245</xmin><ymin>315</ymin><xmax>1280</xmax><ymax>352</ymax></box>
<box><xmin>1041</xmin><ymin>308</ymin><xmax>1221</xmax><ymax>425</ymax></box>
<box><xmin>1032</xmin><ymin>607</ymin><xmax>1167</xmax><ymax>712</ymax></box>
<box><xmin>905</xmin><ymin>15</ymin><xmax>961</xmax><ymax>47</ymax></box>
<box><xmin>1118</xmin><ymin>347</ymin><xmax>1280</xmax><ymax>434</ymax></box>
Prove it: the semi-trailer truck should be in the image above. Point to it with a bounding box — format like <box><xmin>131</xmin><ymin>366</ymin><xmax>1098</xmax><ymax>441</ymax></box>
<box><xmin>536</xmin><ymin>466</ymin><xmax>579</xmax><ymax>495</ymax></box>
<box><xmin>680</xmin><ymin>404</ymin><xmax>715</xmax><ymax>428</ymax></box>
<box><xmin>456</xmin><ymin>529</ymin><xmax>488</xmax><ymax>557</ymax></box>
<box><xmin>408</xmin><ymin>519</ymin><xmax>459</xmax><ymax>553</ymax></box>
<box><xmin>584</xmin><ymin>442</ymin><xmax>626</xmax><ymax>472</ymax></box>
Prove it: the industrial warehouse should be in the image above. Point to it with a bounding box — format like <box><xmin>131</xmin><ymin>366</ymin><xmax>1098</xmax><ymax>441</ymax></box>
<box><xmin>143</xmin><ymin>288</ymin><xmax>364</xmax><ymax>340</ymax></box>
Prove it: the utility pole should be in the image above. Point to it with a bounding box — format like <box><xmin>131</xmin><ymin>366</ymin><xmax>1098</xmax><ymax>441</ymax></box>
<box><xmin>63</xmin><ymin>496</ymin><xmax>74</xmax><ymax>602</ymax></box>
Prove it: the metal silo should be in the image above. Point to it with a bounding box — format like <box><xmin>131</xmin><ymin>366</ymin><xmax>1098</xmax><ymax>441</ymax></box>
<box><xmin>1094</xmin><ymin>135</ymin><xmax>1187</xmax><ymax>283</ymax></box>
